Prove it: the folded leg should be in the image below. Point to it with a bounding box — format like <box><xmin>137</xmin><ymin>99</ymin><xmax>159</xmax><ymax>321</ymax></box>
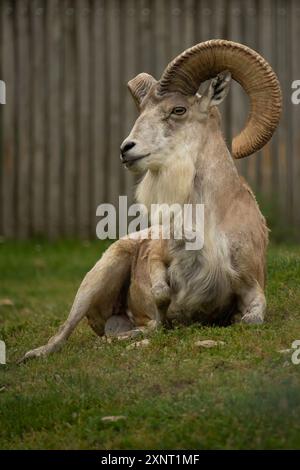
<box><xmin>237</xmin><ymin>282</ymin><xmax>266</xmax><ymax>324</ymax></box>
<box><xmin>20</xmin><ymin>238</ymin><xmax>137</xmax><ymax>362</ymax></box>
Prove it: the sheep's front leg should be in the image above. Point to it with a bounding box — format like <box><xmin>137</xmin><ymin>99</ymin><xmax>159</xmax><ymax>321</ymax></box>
<box><xmin>19</xmin><ymin>238</ymin><xmax>136</xmax><ymax>362</ymax></box>
<box><xmin>237</xmin><ymin>283</ymin><xmax>266</xmax><ymax>324</ymax></box>
<box><xmin>148</xmin><ymin>243</ymin><xmax>170</xmax><ymax>307</ymax></box>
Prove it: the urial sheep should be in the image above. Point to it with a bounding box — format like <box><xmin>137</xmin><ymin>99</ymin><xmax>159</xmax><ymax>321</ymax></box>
<box><xmin>21</xmin><ymin>40</ymin><xmax>282</xmax><ymax>361</ymax></box>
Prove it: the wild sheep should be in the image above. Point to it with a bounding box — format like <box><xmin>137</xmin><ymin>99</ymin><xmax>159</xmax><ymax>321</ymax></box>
<box><xmin>21</xmin><ymin>40</ymin><xmax>282</xmax><ymax>361</ymax></box>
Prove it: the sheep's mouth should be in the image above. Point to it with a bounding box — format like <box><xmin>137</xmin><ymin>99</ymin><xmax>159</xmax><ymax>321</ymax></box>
<box><xmin>121</xmin><ymin>153</ymin><xmax>151</xmax><ymax>167</ymax></box>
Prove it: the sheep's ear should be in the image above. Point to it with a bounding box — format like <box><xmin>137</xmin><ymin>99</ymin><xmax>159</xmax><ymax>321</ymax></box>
<box><xmin>199</xmin><ymin>71</ymin><xmax>231</xmax><ymax>112</ymax></box>
<box><xmin>128</xmin><ymin>73</ymin><xmax>157</xmax><ymax>108</ymax></box>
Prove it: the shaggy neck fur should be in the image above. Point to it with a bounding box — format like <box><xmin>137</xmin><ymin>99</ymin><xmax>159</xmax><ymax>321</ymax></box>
<box><xmin>136</xmin><ymin>115</ymin><xmax>240</xmax><ymax>220</ymax></box>
<box><xmin>135</xmin><ymin>155</ymin><xmax>195</xmax><ymax>211</ymax></box>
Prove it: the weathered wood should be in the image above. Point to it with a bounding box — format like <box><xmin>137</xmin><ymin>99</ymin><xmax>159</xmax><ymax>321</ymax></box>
<box><xmin>291</xmin><ymin>0</ymin><xmax>300</xmax><ymax>228</ymax></box>
<box><xmin>0</xmin><ymin>0</ymin><xmax>299</xmax><ymax>238</ymax></box>
<box><xmin>228</xmin><ymin>0</ymin><xmax>247</xmax><ymax>175</ymax></box>
<box><xmin>170</xmin><ymin>0</ymin><xmax>184</xmax><ymax>56</ymax></box>
<box><xmin>62</xmin><ymin>0</ymin><xmax>77</xmax><ymax>236</ymax></box>
<box><xmin>242</xmin><ymin>0</ymin><xmax>259</xmax><ymax>189</ymax></box>
<box><xmin>31</xmin><ymin>0</ymin><xmax>46</xmax><ymax>235</ymax></box>
<box><xmin>257</xmin><ymin>0</ymin><xmax>273</xmax><ymax>199</ymax></box>
<box><xmin>154</xmin><ymin>0</ymin><xmax>168</xmax><ymax>77</ymax></box>
<box><xmin>183</xmin><ymin>0</ymin><xmax>196</xmax><ymax>49</ymax></box>
<box><xmin>0</xmin><ymin>2</ymin><xmax>3</xmax><ymax>235</ymax></box>
<box><xmin>46</xmin><ymin>0</ymin><xmax>63</xmax><ymax>238</ymax></box>
<box><xmin>1</xmin><ymin>1</ymin><xmax>16</xmax><ymax>237</ymax></box>
<box><xmin>213</xmin><ymin>0</ymin><xmax>226</xmax><ymax>38</ymax></box>
<box><xmin>107</xmin><ymin>0</ymin><xmax>122</xmax><ymax>209</ymax></box>
<box><xmin>276</xmin><ymin>0</ymin><xmax>289</xmax><ymax>225</ymax></box>
<box><xmin>121</xmin><ymin>0</ymin><xmax>137</xmax><ymax>204</ymax></box>
<box><xmin>76</xmin><ymin>0</ymin><xmax>92</xmax><ymax>238</ymax></box>
<box><xmin>91</xmin><ymin>0</ymin><xmax>107</xmax><ymax>232</ymax></box>
<box><xmin>139</xmin><ymin>0</ymin><xmax>155</xmax><ymax>74</ymax></box>
<box><xmin>16</xmin><ymin>0</ymin><xmax>31</xmax><ymax>238</ymax></box>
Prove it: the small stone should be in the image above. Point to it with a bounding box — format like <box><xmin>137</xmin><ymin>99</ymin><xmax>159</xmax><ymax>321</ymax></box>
<box><xmin>195</xmin><ymin>339</ymin><xmax>225</xmax><ymax>348</ymax></box>
<box><xmin>101</xmin><ymin>415</ymin><xmax>126</xmax><ymax>423</ymax></box>
<box><xmin>0</xmin><ymin>298</ymin><xmax>14</xmax><ymax>306</ymax></box>
<box><xmin>278</xmin><ymin>349</ymin><xmax>292</xmax><ymax>354</ymax></box>
<box><xmin>126</xmin><ymin>339</ymin><xmax>150</xmax><ymax>350</ymax></box>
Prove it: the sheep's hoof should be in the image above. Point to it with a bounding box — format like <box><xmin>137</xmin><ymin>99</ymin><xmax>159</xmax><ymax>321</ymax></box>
<box><xmin>18</xmin><ymin>345</ymin><xmax>53</xmax><ymax>363</ymax></box>
<box><xmin>241</xmin><ymin>312</ymin><xmax>264</xmax><ymax>324</ymax></box>
<box><xmin>151</xmin><ymin>282</ymin><xmax>171</xmax><ymax>306</ymax></box>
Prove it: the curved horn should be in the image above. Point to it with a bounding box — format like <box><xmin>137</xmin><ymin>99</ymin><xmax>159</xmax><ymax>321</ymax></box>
<box><xmin>158</xmin><ymin>40</ymin><xmax>282</xmax><ymax>159</ymax></box>
<box><xmin>128</xmin><ymin>73</ymin><xmax>157</xmax><ymax>108</ymax></box>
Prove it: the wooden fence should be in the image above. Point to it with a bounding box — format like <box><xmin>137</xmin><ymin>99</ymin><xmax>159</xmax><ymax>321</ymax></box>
<box><xmin>0</xmin><ymin>0</ymin><xmax>299</xmax><ymax>239</ymax></box>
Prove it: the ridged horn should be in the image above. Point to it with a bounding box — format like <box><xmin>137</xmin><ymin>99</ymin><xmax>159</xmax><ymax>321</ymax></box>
<box><xmin>158</xmin><ymin>40</ymin><xmax>282</xmax><ymax>159</ymax></box>
<box><xmin>128</xmin><ymin>73</ymin><xmax>157</xmax><ymax>108</ymax></box>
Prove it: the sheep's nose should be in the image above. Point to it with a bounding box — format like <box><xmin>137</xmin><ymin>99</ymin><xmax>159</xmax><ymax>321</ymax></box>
<box><xmin>120</xmin><ymin>140</ymin><xmax>136</xmax><ymax>156</ymax></box>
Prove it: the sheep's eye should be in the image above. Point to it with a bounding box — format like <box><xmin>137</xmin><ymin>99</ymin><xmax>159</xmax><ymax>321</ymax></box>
<box><xmin>172</xmin><ymin>106</ymin><xmax>186</xmax><ymax>116</ymax></box>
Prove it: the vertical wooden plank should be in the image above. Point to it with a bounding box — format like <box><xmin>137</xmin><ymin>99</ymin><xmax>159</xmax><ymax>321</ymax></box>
<box><xmin>62</xmin><ymin>0</ymin><xmax>77</xmax><ymax>236</ymax></box>
<box><xmin>121</xmin><ymin>0</ymin><xmax>138</xmax><ymax>203</ymax></box>
<box><xmin>31</xmin><ymin>0</ymin><xmax>46</xmax><ymax>235</ymax></box>
<box><xmin>1</xmin><ymin>1</ymin><xmax>16</xmax><ymax>238</ymax></box>
<box><xmin>283</xmin><ymin>0</ymin><xmax>293</xmax><ymax>226</ymax></box>
<box><xmin>76</xmin><ymin>0</ymin><xmax>92</xmax><ymax>237</ymax></box>
<box><xmin>222</xmin><ymin>0</ymin><xmax>233</xmax><ymax>150</ymax></box>
<box><xmin>226</xmin><ymin>0</ymin><xmax>248</xmax><ymax>175</ymax></box>
<box><xmin>257</xmin><ymin>0</ymin><xmax>273</xmax><ymax>200</ymax></box>
<box><xmin>16</xmin><ymin>0</ymin><xmax>31</xmax><ymax>238</ymax></box>
<box><xmin>213</xmin><ymin>0</ymin><xmax>226</xmax><ymax>38</ymax></box>
<box><xmin>291</xmin><ymin>0</ymin><xmax>300</xmax><ymax>229</ymax></box>
<box><xmin>242</xmin><ymin>0</ymin><xmax>258</xmax><ymax>189</ymax></box>
<box><xmin>106</xmin><ymin>0</ymin><xmax>122</xmax><ymax>208</ymax></box>
<box><xmin>276</xmin><ymin>0</ymin><xmax>289</xmax><ymax>225</ymax></box>
<box><xmin>88</xmin><ymin>1</ymin><xmax>95</xmax><ymax>237</ymax></box>
<box><xmin>198</xmin><ymin>0</ymin><xmax>213</xmax><ymax>42</ymax></box>
<box><xmin>269</xmin><ymin>0</ymin><xmax>280</xmax><ymax>219</ymax></box>
<box><xmin>154</xmin><ymin>0</ymin><xmax>168</xmax><ymax>78</ymax></box>
<box><xmin>118</xmin><ymin>0</ymin><xmax>126</xmax><ymax>197</ymax></box>
<box><xmin>183</xmin><ymin>0</ymin><xmax>196</xmax><ymax>49</ymax></box>
<box><xmin>254</xmin><ymin>1</ymin><xmax>263</xmax><ymax>196</ymax></box>
<box><xmin>46</xmin><ymin>0</ymin><xmax>63</xmax><ymax>238</ymax></box>
<box><xmin>91</xmin><ymin>0</ymin><xmax>107</xmax><ymax>234</ymax></box>
<box><xmin>139</xmin><ymin>0</ymin><xmax>154</xmax><ymax>73</ymax></box>
<box><xmin>170</xmin><ymin>0</ymin><xmax>183</xmax><ymax>57</ymax></box>
<box><xmin>0</xmin><ymin>1</ymin><xmax>3</xmax><ymax>236</ymax></box>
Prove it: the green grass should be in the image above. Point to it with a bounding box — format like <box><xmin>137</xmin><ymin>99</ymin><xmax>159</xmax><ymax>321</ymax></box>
<box><xmin>0</xmin><ymin>239</ymin><xmax>300</xmax><ymax>449</ymax></box>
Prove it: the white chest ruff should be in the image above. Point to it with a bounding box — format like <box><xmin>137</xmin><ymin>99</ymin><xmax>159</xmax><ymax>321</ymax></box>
<box><xmin>168</xmin><ymin>228</ymin><xmax>237</xmax><ymax>321</ymax></box>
